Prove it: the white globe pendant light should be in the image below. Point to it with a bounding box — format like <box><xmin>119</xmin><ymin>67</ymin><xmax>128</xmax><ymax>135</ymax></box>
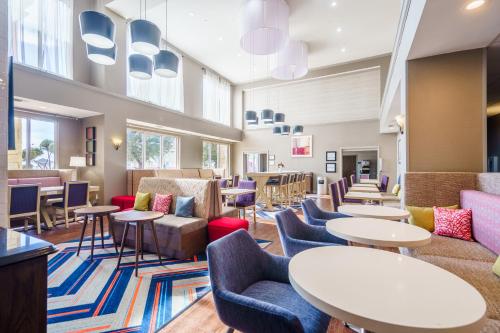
<box><xmin>272</xmin><ymin>39</ymin><xmax>308</xmax><ymax>80</ymax></box>
<box><xmin>240</xmin><ymin>0</ymin><xmax>289</xmax><ymax>55</ymax></box>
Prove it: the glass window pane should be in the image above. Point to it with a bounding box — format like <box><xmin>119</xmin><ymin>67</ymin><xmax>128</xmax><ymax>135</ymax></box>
<box><xmin>144</xmin><ymin>134</ymin><xmax>161</xmax><ymax>169</ymax></box>
<box><xmin>7</xmin><ymin>117</ymin><xmax>27</xmax><ymax>170</ymax></box>
<box><xmin>162</xmin><ymin>136</ymin><xmax>177</xmax><ymax>169</ymax></box>
<box><xmin>30</xmin><ymin>118</ymin><xmax>55</xmax><ymax>169</ymax></box>
<box><xmin>127</xmin><ymin>130</ymin><xmax>143</xmax><ymax>169</ymax></box>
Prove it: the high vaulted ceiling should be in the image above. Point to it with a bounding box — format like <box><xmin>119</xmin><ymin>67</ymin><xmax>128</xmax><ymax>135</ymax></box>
<box><xmin>106</xmin><ymin>0</ymin><xmax>401</xmax><ymax>84</ymax></box>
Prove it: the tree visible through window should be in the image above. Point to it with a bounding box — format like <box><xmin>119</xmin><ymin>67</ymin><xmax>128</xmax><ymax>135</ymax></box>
<box><xmin>202</xmin><ymin>141</ymin><xmax>229</xmax><ymax>173</ymax></box>
<box><xmin>127</xmin><ymin>129</ymin><xmax>178</xmax><ymax>170</ymax></box>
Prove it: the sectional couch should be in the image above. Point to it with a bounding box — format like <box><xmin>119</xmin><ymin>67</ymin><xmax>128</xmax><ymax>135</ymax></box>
<box><xmin>401</xmin><ymin>172</ymin><xmax>500</xmax><ymax>332</ymax></box>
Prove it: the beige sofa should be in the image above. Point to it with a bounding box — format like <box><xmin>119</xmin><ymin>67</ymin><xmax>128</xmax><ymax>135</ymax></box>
<box><xmin>112</xmin><ymin>177</ymin><xmax>237</xmax><ymax>259</ymax></box>
<box><xmin>401</xmin><ymin>172</ymin><xmax>500</xmax><ymax>332</ymax></box>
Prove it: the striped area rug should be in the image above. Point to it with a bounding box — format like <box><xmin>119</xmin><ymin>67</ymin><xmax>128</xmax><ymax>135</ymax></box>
<box><xmin>47</xmin><ymin>235</ymin><xmax>271</xmax><ymax>333</ymax></box>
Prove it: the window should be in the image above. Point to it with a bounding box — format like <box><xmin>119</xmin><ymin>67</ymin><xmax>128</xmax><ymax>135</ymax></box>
<box><xmin>203</xmin><ymin>69</ymin><xmax>231</xmax><ymax>126</ymax></box>
<box><xmin>8</xmin><ymin>116</ymin><xmax>57</xmax><ymax>170</ymax></box>
<box><xmin>202</xmin><ymin>141</ymin><xmax>229</xmax><ymax>173</ymax></box>
<box><xmin>9</xmin><ymin>0</ymin><xmax>73</xmax><ymax>78</ymax></box>
<box><xmin>127</xmin><ymin>128</ymin><xmax>179</xmax><ymax>169</ymax></box>
<box><xmin>127</xmin><ymin>33</ymin><xmax>184</xmax><ymax>111</ymax></box>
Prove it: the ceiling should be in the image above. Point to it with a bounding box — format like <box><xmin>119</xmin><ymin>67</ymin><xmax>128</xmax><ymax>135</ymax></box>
<box><xmin>106</xmin><ymin>0</ymin><xmax>401</xmax><ymax>84</ymax></box>
<box><xmin>14</xmin><ymin>97</ymin><xmax>102</xmax><ymax>118</ymax></box>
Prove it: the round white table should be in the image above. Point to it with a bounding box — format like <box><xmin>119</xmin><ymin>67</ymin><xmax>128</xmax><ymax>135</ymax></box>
<box><xmin>348</xmin><ymin>186</ymin><xmax>380</xmax><ymax>193</ymax></box>
<box><xmin>338</xmin><ymin>205</ymin><xmax>410</xmax><ymax>221</ymax></box>
<box><xmin>326</xmin><ymin>217</ymin><xmax>431</xmax><ymax>248</ymax></box>
<box><xmin>289</xmin><ymin>246</ymin><xmax>487</xmax><ymax>333</ymax></box>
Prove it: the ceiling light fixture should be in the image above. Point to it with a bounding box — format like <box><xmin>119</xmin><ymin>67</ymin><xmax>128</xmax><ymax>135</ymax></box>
<box><xmin>188</xmin><ymin>12</ymin><xmax>195</xmax><ymax>17</ymax></box>
<box><xmin>331</xmin><ymin>1</ymin><xmax>337</xmax><ymax>7</ymax></box>
<box><xmin>465</xmin><ymin>0</ymin><xmax>486</xmax><ymax>10</ymax></box>
<box><xmin>292</xmin><ymin>125</ymin><xmax>304</xmax><ymax>135</ymax></box>
<box><xmin>86</xmin><ymin>44</ymin><xmax>116</xmax><ymax>65</ymax></box>
<box><xmin>129</xmin><ymin>54</ymin><xmax>153</xmax><ymax>79</ymax></box>
<box><xmin>79</xmin><ymin>11</ymin><xmax>115</xmax><ymax>49</ymax></box>
<box><xmin>218</xmin><ymin>36</ymin><xmax>223</xmax><ymax>41</ymax></box>
<box><xmin>341</xmin><ymin>47</ymin><xmax>346</xmax><ymax>52</ymax></box>
<box><xmin>154</xmin><ymin>0</ymin><xmax>179</xmax><ymax>78</ymax></box>
<box><xmin>130</xmin><ymin>0</ymin><xmax>161</xmax><ymax>56</ymax></box>
<box><xmin>272</xmin><ymin>40</ymin><xmax>309</xmax><ymax>80</ymax></box>
<box><xmin>336</xmin><ymin>27</ymin><xmax>342</xmax><ymax>32</ymax></box>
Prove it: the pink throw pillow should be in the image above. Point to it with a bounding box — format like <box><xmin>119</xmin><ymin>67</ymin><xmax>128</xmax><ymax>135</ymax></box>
<box><xmin>152</xmin><ymin>194</ymin><xmax>173</xmax><ymax>214</ymax></box>
<box><xmin>433</xmin><ymin>207</ymin><xmax>472</xmax><ymax>241</ymax></box>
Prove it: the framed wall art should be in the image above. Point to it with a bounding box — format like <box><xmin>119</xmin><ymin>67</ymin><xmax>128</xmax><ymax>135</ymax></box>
<box><xmin>326</xmin><ymin>162</ymin><xmax>337</xmax><ymax>173</ymax></box>
<box><xmin>326</xmin><ymin>151</ymin><xmax>337</xmax><ymax>161</ymax></box>
<box><xmin>291</xmin><ymin>135</ymin><xmax>312</xmax><ymax>158</ymax></box>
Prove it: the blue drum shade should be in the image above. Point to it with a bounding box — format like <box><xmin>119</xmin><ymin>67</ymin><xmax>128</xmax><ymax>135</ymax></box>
<box><xmin>248</xmin><ymin>117</ymin><xmax>259</xmax><ymax>127</ymax></box>
<box><xmin>129</xmin><ymin>54</ymin><xmax>152</xmax><ymax>80</ymax></box>
<box><xmin>154</xmin><ymin>50</ymin><xmax>179</xmax><ymax>77</ymax></box>
<box><xmin>261</xmin><ymin>109</ymin><xmax>274</xmax><ymax>123</ymax></box>
<box><xmin>245</xmin><ymin>110</ymin><xmax>258</xmax><ymax>124</ymax></box>
<box><xmin>274</xmin><ymin>112</ymin><xmax>285</xmax><ymax>124</ymax></box>
<box><xmin>273</xmin><ymin>126</ymin><xmax>282</xmax><ymax>135</ymax></box>
<box><xmin>281</xmin><ymin>125</ymin><xmax>291</xmax><ymax>135</ymax></box>
<box><xmin>87</xmin><ymin>44</ymin><xmax>116</xmax><ymax>65</ymax></box>
<box><xmin>79</xmin><ymin>11</ymin><xmax>115</xmax><ymax>49</ymax></box>
<box><xmin>293</xmin><ymin>125</ymin><xmax>304</xmax><ymax>135</ymax></box>
<box><xmin>130</xmin><ymin>19</ymin><xmax>161</xmax><ymax>56</ymax></box>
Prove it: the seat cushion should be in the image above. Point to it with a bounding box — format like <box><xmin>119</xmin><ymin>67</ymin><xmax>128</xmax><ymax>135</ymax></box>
<box><xmin>242</xmin><ymin>280</ymin><xmax>330</xmax><ymax>333</ymax></box>
<box><xmin>417</xmin><ymin>255</ymin><xmax>500</xmax><ymax>321</ymax></box>
<box><xmin>400</xmin><ymin>234</ymin><xmax>497</xmax><ymax>263</ymax></box>
<box><xmin>208</xmin><ymin>217</ymin><xmax>249</xmax><ymax>242</ymax></box>
<box><xmin>111</xmin><ymin>195</ymin><xmax>135</xmax><ymax>211</ymax></box>
<box><xmin>154</xmin><ymin>214</ymin><xmax>208</xmax><ymax>235</ymax></box>
<box><xmin>481</xmin><ymin>319</ymin><xmax>500</xmax><ymax>333</ymax></box>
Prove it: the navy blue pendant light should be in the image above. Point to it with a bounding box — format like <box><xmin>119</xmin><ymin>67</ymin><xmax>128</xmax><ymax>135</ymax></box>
<box><xmin>274</xmin><ymin>112</ymin><xmax>285</xmax><ymax>124</ymax></box>
<box><xmin>281</xmin><ymin>125</ymin><xmax>291</xmax><ymax>135</ymax></box>
<box><xmin>129</xmin><ymin>54</ymin><xmax>152</xmax><ymax>79</ymax></box>
<box><xmin>261</xmin><ymin>109</ymin><xmax>274</xmax><ymax>124</ymax></box>
<box><xmin>79</xmin><ymin>11</ymin><xmax>115</xmax><ymax>49</ymax></box>
<box><xmin>273</xmin><ymin>126</ymin><xmax>282</xmax><ymax>135</ymax></box>
<box><xmin>245</xmin><ymin>110</ymin><xmax>258</xmax><ymax>124</ymax></box>
<box><xmin>87</xmin><ymin>44</ymin><xmax>116</xmax><ymax>65</ymax></box>
<box><xmin>130</xmin><ymin>0</ymin><xmax>161</xmax><ymax>56</ymax></box>
<box><xmin>154</xmin><ymin>0</ymin><xmax>179</xmax><ymax>77</ymax></box>
<box><xmin>293</xmin><ymin>125</ymin><xmax>304</xmax><ymax>135</ymax></box>
<box><xmin>248</xmin><ymin>117</ymin><xmax>259</xmax><ymax>128</ymax></box>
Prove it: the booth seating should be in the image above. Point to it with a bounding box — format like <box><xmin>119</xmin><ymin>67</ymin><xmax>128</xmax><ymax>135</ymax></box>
<box><xmin>8</xmin><ymin>169</ymin><xmax>74</xmax><ymax>187</ymax></box>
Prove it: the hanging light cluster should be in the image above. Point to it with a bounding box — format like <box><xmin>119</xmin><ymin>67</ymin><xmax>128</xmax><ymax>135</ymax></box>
<box><xmin>241</xmin><ymin>0</ymin><xmax>306</xmax><ymax>135</ymax></box>
<box><xmin>79</xmin><ymin>10</ymin><xmax>117</xmax><ymax>65</ymax></box>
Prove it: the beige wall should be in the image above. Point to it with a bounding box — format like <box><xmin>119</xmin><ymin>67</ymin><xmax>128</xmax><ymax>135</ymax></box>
<box><xmin>233</xmin><ymin>120</ymin><xmax>397</xmax><ymax>192</ymax></box>
<box><xmin>407</xmin><ymin>49</ymin><xmax>486</xmax><ymax>172</ymax></box>
<box><xmin>0</xmin><ymin>0</ymin><xmax>8</xmax><ymax>227</ymax></box>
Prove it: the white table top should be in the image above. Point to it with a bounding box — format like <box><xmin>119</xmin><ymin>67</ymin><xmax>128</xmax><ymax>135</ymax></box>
<box><xmin>289</xmin><ymin>246</ymin><xmax>486</xmax><ymax>333</ymax></box>
<box><xmin>345</xmin><ymin>191</ymin><xmax>383</xmax><ymax>201</ymax></box>
<box><xmin>221</xmin><ymin>188</ymin><xmax>256</xmax><ymax>196</ymax></box>
<box><xmin>40</xmin><ymin>185</ymin><xmax>100</xmax><ymax>196</ymax></box>
<box><xmin>338</xmin><ymin>205</ymin><xmax>410</xmax><ymax>220</ymax></box>
<box><xmin>360</xmin><ymin>179</ymin><xmax>380</xmax><ymax>185</ymax></box>
<box><xmin>326</xmin><ymin>218</ymin><xmax>431</xmax><ymax>247</ymax></box>
<box><xmin>348</xmin><ymin>186</ymin><xmax>380</xmax><ymax>193</ymax></box>
<box><xmin>352</xmin><ymin>183</ymin><xmax>378</xmax><ymax>188</ymax></box>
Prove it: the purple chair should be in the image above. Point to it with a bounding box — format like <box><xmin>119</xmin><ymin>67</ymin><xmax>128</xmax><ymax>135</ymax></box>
<box><xmin>51</xmin><ymin>181</ymin><xmax>89</xmax><ymax>228</ymax></box>
<box><xmin>360</xmin><ymin>174</ymin><xmax>369</xmax><ymax>180</ymax></box>
<box><xmin>329</xmin><ymin>183</ymin><xmax>340</xmax><ymax>212</ymax></box>
<box><xmin>379</xmin><ymin>175</ymin><xmax>390</xmax><ymax>193</ymax></box>
<box><xmin>349</xmin><ymin>174</ymin><xmax>356</xmax><ymax>186</ymax></box>
<box><xmin>8</xmin><ymin>184</ymin><xmax>41</xmax><ymax>234</ymax></box>
<box><xmin>228</xmin><ymin>180</ymin><xmax>257</xmax><ymax>223</ymax></box>
<box><xmin>232</xmin><ymin>174</ymin><xmax>240</xmax><ymax>188</ymax></box>
<box><xmin>219</xmin><ymin>179</ymin><xmax>228</xmax><ymax>203</ymax></box>
<box><xmin>342</xmin><ymin>177</ymin><xmax>349</xmax><ymax>193</ymax></box>
<box><xmin>338</xmin><ymin>180</ymin><xmax>363</xmax><ymax>204</ymax></box>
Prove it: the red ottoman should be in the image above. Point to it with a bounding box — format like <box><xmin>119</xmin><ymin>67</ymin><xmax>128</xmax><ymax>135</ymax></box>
<box><xmin>111</xmin><ymin>195</ymin><xmax>135</xmax><ymax>211</ymax></box>
<box><xmin>208</xmin><ymin>217</ymin><xmax>249</xmax><ymax>242</ymax></box>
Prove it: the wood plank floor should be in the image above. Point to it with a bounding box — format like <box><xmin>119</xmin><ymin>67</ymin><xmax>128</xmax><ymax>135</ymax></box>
<box><xmin>28</xmin><ymin>197</ymin><xmax>353</xmax><ymax>333</ymax></box>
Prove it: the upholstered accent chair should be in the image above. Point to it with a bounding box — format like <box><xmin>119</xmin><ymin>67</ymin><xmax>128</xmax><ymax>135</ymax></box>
<box><xmin>301</xmin><ymin>198</ymin><xmax>349</xmax><ymax>227</ymax></box>
<box><xmin>232</xmin><ymin>174</ymin><xmax>240</xmax><ymax>188</ymax></box>
<box><xmin>329</xmin><ymin>182</ymin><xmax>341</xmax><ymax>212</ymax></box>
<box><xmin>8</xmin><ymin>184</ymin><xmax>41</xmax><ymax>234</ymax></box>
<box><xmin>275</xmin><ymin>209</ymin><xmax>347</xmax><ymax>257</ymax></box>
<box><xmin>349</xmin><ymin>174</ymin><xmax>356</xmax><ymax>186</ymax></box>
<box><xmin>379</xmin><ymin>175</ymin><xmax>390</xmax><ymax>192</ymax></box>
<box><xmin>338</xmin><ymin>179</ymin><xmax>362</xmax><ymax>204</ymax></box>
<box><xmin>51</xmin><ymin>181</ymin><xmax>89</xmax><ymax>228</ymax></box>
<box><xmin>228</xmin><ymin>180</ymin><xmax>257</xmax><ymax>223</ymax></box>
<box><xmin>219</xmin><ymin>179</ymin><xmax>228</xmax><ymax>204</ymax></box>
<box><xmin>207</xmin><ymin>229</ymin><xmax>331</xmax><ymax>333</ymax></box>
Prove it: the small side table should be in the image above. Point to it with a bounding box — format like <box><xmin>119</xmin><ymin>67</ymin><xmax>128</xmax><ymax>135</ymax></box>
<box><xmin>74</xmin><ymin>205</ymin><xmax>120</xmax><ymax>261</ymax></box>
<box><xmin>113</xmin><ymin>210</ymin><xmax>164</xmax><ymax>277</ymax></box>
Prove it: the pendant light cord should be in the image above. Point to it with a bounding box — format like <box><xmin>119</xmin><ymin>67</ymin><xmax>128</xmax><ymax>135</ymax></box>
<box><xmin>165</xmin><ymin>0</ymin><xmax>168</xmax><ymax>46</ymax></box>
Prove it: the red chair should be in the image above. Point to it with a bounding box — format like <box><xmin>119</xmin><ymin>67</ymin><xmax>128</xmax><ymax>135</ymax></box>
<box><xmin>208</xmin><ymin>217</ymin><xmax>249</xmax><ymax>242</ymax></box>
<box><xmin>111</xmin><ymin>195</ymin><xmax>135</xmax><ymax>211</ymax></box>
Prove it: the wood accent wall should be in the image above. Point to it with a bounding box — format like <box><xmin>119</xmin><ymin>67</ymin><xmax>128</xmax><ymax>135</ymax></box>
<box><xmin>407</xmin><ymin>49</ymin><xmax>486</xmax><ymax>172</ymax></box>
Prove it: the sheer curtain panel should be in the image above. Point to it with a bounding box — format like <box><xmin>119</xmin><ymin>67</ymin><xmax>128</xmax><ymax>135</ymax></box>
<box><xmin>203</xmin><ymin>69</ymin><xmax>231</xmax><ymax>126</ymax></box>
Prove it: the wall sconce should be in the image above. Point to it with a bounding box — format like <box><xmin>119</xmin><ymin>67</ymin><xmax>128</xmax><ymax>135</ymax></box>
<box><xmin>112</xmin><ymin>137</ymin><xmax>122</xmax><ymax>150</ymax></box>
<box><xmin>395</xmin><ymin>114</ymin><xmax>405</xmax><ymax>134</ymax></box>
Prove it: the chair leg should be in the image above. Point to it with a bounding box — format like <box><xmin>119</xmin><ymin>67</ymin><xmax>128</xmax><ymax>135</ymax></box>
<box><xmin>24</xmin><ymin>219</ymin><xmax>28</xmax><ymax>231</ymax></box>
<box><xmin>253</xmin><ymin>206</ymin><xmax>256</xmax><ymax>223</ymax></box>
<box><xmin>36</xmin><ymin>212</ymin><xmax>41</xmax><ymax>235</ymax></box>
<box><xmin>64</xmin><ymin>209</ymin><xmax>69</xmax><ymax>229</ymax></box>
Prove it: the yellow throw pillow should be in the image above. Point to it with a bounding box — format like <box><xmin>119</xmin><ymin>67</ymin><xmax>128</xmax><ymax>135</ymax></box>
<box><xmin>493</xmin><ymin>256</ymin><xmax>500</xmax><ymax>277</ymax></box>
<box><xmin>391</xmin><ymin>184</ymin><xmax>400</xmax><ymax>196</ymax></box>
<box><xmin>134</xmin><ymin>192</ymin><xmax>151</xmax><ymax>211</ymax></box>
<box><xmin>406</xmin><ymin>205</ymin><xmax>458</xmax><ymax>232</ymax></box>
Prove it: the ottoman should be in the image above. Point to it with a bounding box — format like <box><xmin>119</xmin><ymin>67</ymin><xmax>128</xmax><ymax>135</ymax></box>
<box><xmin>208</xmin><ymin>217</ymin><xmax>249</xmax><ymax>242</ymax></box>
<box><xmin>111</xmin><ymin>195</ymin><xmax>135</xmax><ymax>211</ymax></box>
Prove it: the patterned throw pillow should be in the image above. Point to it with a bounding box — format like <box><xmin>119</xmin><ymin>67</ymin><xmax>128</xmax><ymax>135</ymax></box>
<box><xmin>152</xmin><ymin>193</ymin><xmax>173</xmax><ymax>214</ymax></box>
<box><xmin>433</xmin><ymin>207</ymin><xmax>472</xmax><ymax>241</ymax></box>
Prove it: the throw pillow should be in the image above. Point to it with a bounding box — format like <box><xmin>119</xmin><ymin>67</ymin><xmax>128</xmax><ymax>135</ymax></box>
<box><xmin>133</xmin><ymin>192</ymin><xmax>151</xmax><ymax>211</ymax></box>
<box><xmin>391</xmin><ymin>184</ymin><xmax>400</xmax><ymax>196</ymax></box>
<box><xmin>175</xmin><ymin>196</ymin><xmax>195</xmax><ymax>217</ymax></box>
<box><xmin>433</xmin><ymin>207</ymin><xmax>472</xmax><ymax>241</ymax></box>
<box><xmin>406</xmin><ymin>205</ymin><xmax>458</xmax><ymax>232</ymax></box>
<box><xmin>152</xmin><ymin>193</ymin><xmax>173</xmax><ymax>214</ymax></box>
<box><xmin>493</xmin><ymin>256</ymin><xmax>500</xmax><ymax>277</ymax></box>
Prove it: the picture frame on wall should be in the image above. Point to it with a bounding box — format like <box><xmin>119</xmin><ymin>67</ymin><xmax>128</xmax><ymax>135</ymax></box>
<box><xmin>326</xmin><ymin>151</ymin><xmax>337</xmax><ymax>161</ymax></box>
<box><xmin>86</xmin><ymin>127</ymin><xmax>95</xmax><ymax>140</ymax></box>
<box><xmin>86</xmin><ymin>153</ymin><xmax>95</xmax><ymax>166</ymax></box>
<box><xmin>326</xmin><ymin>162</ymin><xmax>336</xmax><ymax>173</ymax></box>
<box><xmin>291</xmin><ymin>135</ymin><xmax>313</xmax><ymax>158</ymax></box>
<box><xmin>86</xmin><ymin>140</ymin><xmax>96</xmax><ymax>153</ymax></box>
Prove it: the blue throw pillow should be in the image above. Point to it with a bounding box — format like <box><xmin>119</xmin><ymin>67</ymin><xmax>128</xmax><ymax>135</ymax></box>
<box><xmin>175</xmin><ymin>196</ymin><xmax>195</xmax><ymax>217</ymax></box>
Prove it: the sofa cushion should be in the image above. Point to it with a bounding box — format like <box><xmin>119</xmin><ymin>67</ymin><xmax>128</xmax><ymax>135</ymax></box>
<box><xmin>406</xmin><ymin>205</ymin><xmax>458</xmax><ymax>232</ymax></box>
<box><xmin>417</xmin><ymin>255</ymin><xmax>500</xmax><ymax>321</ymax></box>
<box><xmin>481</xmin><ymin>319</ymin><xmax>500</xmax><ymax>332</ymax></box>
<box><xmin>133</xmin><ymin>192</ymin><xmax>150</xmax><ymax>211</ymax></box>
<box><xmin>154</xmin><ymin>214</ymin><xmax>207</xmax><ymax>235</ymax></box>
<box><xmin>175</xmin><ymin>196</ymin><xmax>195</xmax><ymax>217</ymax></box>
<box><xmin>182</xmin><ymin>169</ymin><xmax>201</xmax><ymax>178</ymax></box>
<box><xmin>461</xmin><ymin>190</ymin><xmax>500</xmax><ymax>255</ymax></box>
<box><xmin>152</xmin><ymin>193</ymin><xmax>173</xmax><ymax>214</ymax></box>
<box><xmin>399</xmin><ymin>234</ymin><xmax>497</xmax><ymax>263</ymax></box>
<box><xmin>18</xmin><ymin>177</ymin><xmax>61</xmax><ymax>187</ymax></box>
<box><xmin>433</xmin><ymin>207</ymin><xmax>472</xmax><ymax>241</ymax></box>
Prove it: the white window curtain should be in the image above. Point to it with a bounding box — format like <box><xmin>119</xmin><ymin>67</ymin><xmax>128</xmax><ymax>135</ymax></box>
<box><xmin>203</xmin><ymin>69</ymin><xmax>231</xmax><ymax>126</ymax></box>
<box><xmin>127</xmin><ymin>33</ymin><xmax>184</xmax><ymax>112</ymax></box>
<box><xmin>9</xmin><ymin>0</ymin><xmax>73</xmax><ymax>79</ymax></box>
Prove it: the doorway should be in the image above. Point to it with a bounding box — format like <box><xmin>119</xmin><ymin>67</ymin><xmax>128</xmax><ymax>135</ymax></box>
<box><xmin>341</xmin><ymin>147</ymin><xmax>379</xmax><ymax>182</ymax></box>
<box><xmin>243</xmin><ymin>151</ymin><xmax>268</xmax><ymax>176</ymax></box>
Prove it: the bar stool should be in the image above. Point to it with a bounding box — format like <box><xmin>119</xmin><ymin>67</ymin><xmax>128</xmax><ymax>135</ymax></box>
<box><xmin>287</xmin><ymin>174</ymin><xmax>296</xmax><ymax>206</ymax></box>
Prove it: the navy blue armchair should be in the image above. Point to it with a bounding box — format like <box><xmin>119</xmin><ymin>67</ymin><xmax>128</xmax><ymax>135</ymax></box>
<box><xmin>207</xmin><ymin>229</ymin><xmax>330</xmax><ymax>333</ymax></box>
<box><xmin>301</xmin><ymin>198</ymin><xmax>350</xmax><ymax>226</ymax></box>
<box><xmin>275</xmin><ymin>209</ymin><xmax>348</xmax><ymax>257</ymax></box>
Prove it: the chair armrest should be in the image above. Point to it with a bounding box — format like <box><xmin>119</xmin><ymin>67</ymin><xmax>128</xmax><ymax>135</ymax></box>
<box><xmin>301</xmin><ymin>225</ymin><xmax>348</xmax><ymax>245</ymax></box>
<box><xmin>285</xmin><ymin>237</ymin><xmax>338</xmax><ymax>257</ymax></box>
<box><xmin>321</xmin><ymin>210</ymin><xmax>350</xmax><ymax>220</ymax></box>
<box><xmin>263</xmin><ymin>253</ymin><xmax>290</xmax><ymax>283</ymax></box>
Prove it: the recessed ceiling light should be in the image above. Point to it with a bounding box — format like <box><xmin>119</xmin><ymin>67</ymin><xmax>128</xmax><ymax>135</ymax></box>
<box><xmin>341</xmin><ymin>47</ymin><xmax>346</xmax><ymax>52</ymax></box>
<box><xmin>465</xmin><ymin>0</ymin><xmax>486</xmax><ymax>10</ymax></box>
<box><xmin>237</xmin><ymin>53</ymin><xmax>242</xmax><ymax>57</ymax></box>
<box><xmin>39</xmin><ymin>105</ymin><xmax>47</xmax><ymax>109</ymax></box>
<box><xmin>331</xmin><ymin>1</ymin><xmax>337</xmax><ymax>7</ymax></box>
<box><xmin>336</xmin><ymin>27</ymin><xmax>342</xmax><ymax>32</ymax></box>
<box><xmin>218</xmin><ymin>36</ymin><xmax>223</xmax><ymax>41</ymax></box>
<box><xmin>188</xmin><ymin>12</ymin><xmax>195</xmax><ymax>17</ymax></box>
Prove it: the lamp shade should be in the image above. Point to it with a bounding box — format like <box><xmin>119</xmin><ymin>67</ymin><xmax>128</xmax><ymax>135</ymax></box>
<box><xmin>272</xmin><ymin>40</ymin><xmax>308</xmax><ymax>80</ymax></box>
<box><xmin>245</xmin><ymin>110</ymin><xmax>258</xmax><ymax>123</ymax></box>
<box><xmin>240</xmin><ymin>0</ymin><xmax>289</xmax><ymax>55</ymax></box>
<box><xmin>274</xmin><ymin>112</ymin><xmax>285</xmax><ymax>124</ymax></box>
<box><xmin>129</xmin><ymin>54</ymin><xmax>152</xmax><ymax>80</ymax></box>
<box><xmin>70</xmin><ymin>156</ymin><xmax>86</xmax><ymax>167</ymax></box>
<box><xmin>79</xmin><ymin>11</ymin><xmax>115</xmax><ymax>49</ymax></box>
<box><xmin>272</xmin><ymin>126</ymin><xmax>282</xmax><ymax>135</ymax></box>
<box><xmin>281</xmin><ymin>125</ymin><xmax>290</xmax><ymax>135</ymax></box>
<box><xmin>292</xmin><ymin>125</ymin><xmax>304</xmax><ymax>135</ymax></box>
<box><xmin>130</xmin><ymin>19</ymin><xmax>161</xmax><ymax>56</ymax></box>
<box><xmin>86</xmin><ymin>44</ymin><xmax>116</xmax><ymax>65</ymax></box>
<box><xmin>248</xmin><ymin>117</ymin><xmax>259</xmax><ymax>128</ymax></box>
<box><xmin>261</xmin><ymin>109</ymin><xmax>274</xmax><ymax>123</ymax></box>
<box><xmin>154</xmin><ymin>49</ymin><xmax>179</xmax><ymax>77</ymax></box>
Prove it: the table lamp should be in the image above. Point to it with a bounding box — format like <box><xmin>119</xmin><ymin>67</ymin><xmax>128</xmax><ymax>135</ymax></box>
<box><xmin>70</xmin><ymin>156</ymin><xmax>86</xmax><ymax>180</ymax></box>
